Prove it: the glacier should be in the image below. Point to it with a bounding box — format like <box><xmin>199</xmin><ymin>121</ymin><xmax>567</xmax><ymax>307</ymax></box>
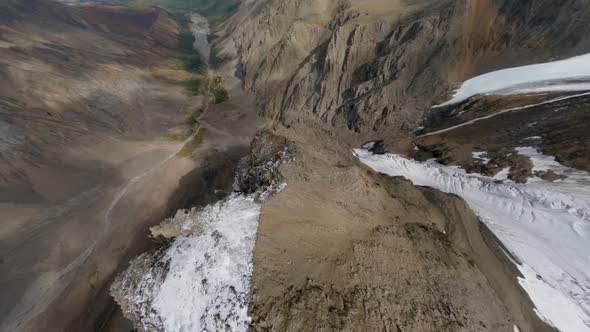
<box><xmin>354</xmin><ymin>147</ymin><xmax>590</xmax><ymax>332</ymax></box>
<box><xmin>438</xmin><ymin>52</ymin><xmax>590</xmax><ymax>106</ymax></box>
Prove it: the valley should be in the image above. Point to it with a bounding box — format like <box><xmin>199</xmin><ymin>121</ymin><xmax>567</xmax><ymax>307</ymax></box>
<box><xmin>1</xmin><ymin>1</ymin><xmax>590</xmax><ymax>332</ymax></box>
<box><xmin>0</xmin><ymin>1</ymin><xmax>259</xmax><ymax>330</ymax></box>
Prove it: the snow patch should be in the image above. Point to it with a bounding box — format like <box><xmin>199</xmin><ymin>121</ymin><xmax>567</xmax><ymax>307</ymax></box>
<box><xmin>354</xmin><ymin>148</ymin><xmax>590</xmax><ymax>332</ymax></box>
<box><xmin>111</xmin><ymin>194</ymin><xmax>265</xmax><ymax>332</ymax></box>
<box><xmin>361</xmin><ymin>142</ymin><xmax>376</xmax><ymax>150</ymax></box>
<box><xmin>516</xmin><ymin>147</ymin><xmax>563</xmax><ymax>173</ymax></box>
<box><xmin>472</xmin><ymin>151</ymin><xmax>490</xmax><ymax>163</ymax></box>
<box><xmin>153</xmin><ymin>194</ymin><xmax>260</xmax><ymax>331</ymax></box>
<box><xmin>112</xmin><ymin>137</ymin><xmax>294</xmax><ymax>332</ymax></box>
<box><xmin>438</xmin><ymin>52</ymin><xmax>590</xmax><ymax>106</ymax></box>
<box><xmin>493</xmin><ymin>167</ymin><xmax>510</xmax><ymax>181</ymax></box>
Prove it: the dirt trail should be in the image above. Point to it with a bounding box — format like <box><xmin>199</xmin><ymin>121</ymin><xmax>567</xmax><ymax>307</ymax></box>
<box><xmin>104</xmin><ymin>131</ymin><xmax>201</xmax><ymax>225</ymax></box>
<box><xmin>0</xmin><ymin>130</ymin><xmax>201</xmax><ymax>328</ymax></box>
<box><xmin>2</xmin><ymin>88</ymin><xmax>261</xmax><ymax>332</ymax></box>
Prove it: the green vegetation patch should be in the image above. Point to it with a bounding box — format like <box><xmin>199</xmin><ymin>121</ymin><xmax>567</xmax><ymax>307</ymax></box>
<box><xmin>213</xmin><ymin>87</ymin><xmax>229</xmax><ymax>104</ymax></box>
<box><xmin>210</xmin><ymin>76</ymin><xmax>229</xmax><ymax>104</ymax></box>
<box><xmin>177</xmin><ymin>131</ymin><xmax>204</xmax><ymax>158</ymax></box>
<box><xmin>207</xmin><ymin>33</ymin><xmax>219</xmax><ymax>43</ymax></box>
<box><xmin>184</xmin><ymin>57</ymin><xmax>208</xmax><ymax>74</ymax></box>
<box><xmin>177</xmin><ymin>30</ymin><xmax>196</xmax><ymax>54</ymax></box>
<box><xmin>167</xmin><ymin>129</ymin><xmax>192</xmax><ymax>141</ymax></box>
<box><xmin>182</xmin><ymin>77</ymin><xmax>208</xmax><ymax>95</ymax></box>
<box><xmin>118</xmin><ymin>0</ymin><xmax>240</xmax><ymax>21</ymax></box>
<box><xmin>170</xmin><ymin>12</ymin><xmax>209</xmax><ymax>75</ymax></box>
<box><xmin>185</xmin><ymin>109</ymin><xmax>202</xmax><ymax>130</ymax></box>
<box><xmin>182</xmin><ymin>75</ymin><xmax>229</xmax><ymax>104</ymax></box>
<box><xmin>210</xmin><ymin>45</ymin><xmax>231</xmax><ymax>69</ymax></box>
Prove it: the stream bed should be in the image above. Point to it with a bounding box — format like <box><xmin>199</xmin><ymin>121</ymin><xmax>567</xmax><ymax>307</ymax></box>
<box><xmin>190</xmin><ymin>13</ymin><xmax>211</xmax><ymax>64</ymax></box>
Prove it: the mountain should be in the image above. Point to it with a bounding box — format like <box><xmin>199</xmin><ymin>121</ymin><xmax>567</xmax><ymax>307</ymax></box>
<box><xmin>221</xmin><ymin>0</ymin><xmax>590</xmax><ymax>133</ymax></box>
<box><xmin>207</xmin><ymin>0</ymin><xmax>590</xmax><ymax>331</ymax></box>
<box><xmin>57</xmin><ymin>0</ymin><xmax>241</xmax><ymax>23</ymax></box>
<box><xmin>0</xmin><ymin>1</ymin><xmax>249</xmax><ymax>330</ymax></box>
<box><xmin>2</xmin><ymin>0</ymin><xmax>590</xmax><ymax>331</ymax></box>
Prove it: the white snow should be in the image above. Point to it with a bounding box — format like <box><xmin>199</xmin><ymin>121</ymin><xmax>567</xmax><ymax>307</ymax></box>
<box><xmin>354</xmin><ymin>148</ymin><xmax>590</xmax><ymax>332</ymax></box>
<box><xmin>361</xmin><ymin>141</ymin><xmax>376</xmax><ymax>150</ymax></box>
<box><xmin>153</xmin><ymin>194</ymin><xmax>260</xmax><ymax>331</ymax></box>
<box><xmin>113</xmin><ymin>144</ymin><xmax>293</xmax><ymax>331</ymax></box>
<box><xmin>516</xmin><ymin>147</ymin><xmax>563</xmax><ymax>173</ymax></box>
<box><xmin>438</xmin><ymin>53</ymin><xmax>590</xmax><ymax>106</ymax></box>
<box><xmin>493</xmin><ymin>167</ymin><xmax>510</xmax><ymax>181</ymax></box>
<box><xmin>472</xmin><ymin>151</ymin><xmax>490</xmax><ymax>163</ymax></box>
<box><xmin>114</xmin><ymin>193</ymin><xmax>265</xmax><ymax>332</ymax></box>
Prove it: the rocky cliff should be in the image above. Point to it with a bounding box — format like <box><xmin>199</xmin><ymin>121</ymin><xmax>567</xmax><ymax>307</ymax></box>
<box><xmin>210</xmin><ymin>1</ymin><xmax>590</xmax><ymax>331</ymax></box>
<box><xmin>220</xmin><ymin>0</ymin><xmax>590</xmax><ymax>134</ymax></box>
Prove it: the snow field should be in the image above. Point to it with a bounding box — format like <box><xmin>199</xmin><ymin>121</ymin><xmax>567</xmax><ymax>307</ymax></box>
<box><xmin>354</xmin><ymin>148</ymin><xmax>590</xmax><ymax>332</ymax></box>
<box><xmin>438</xmin><ymin>53</ymin><xmax>590</xmax><ymax>106</ymax></box>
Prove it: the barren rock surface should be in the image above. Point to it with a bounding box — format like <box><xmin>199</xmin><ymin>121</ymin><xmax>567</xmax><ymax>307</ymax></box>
<box><xmin>247</xmin><ymin>123</ymin><xmax>553</xmax><ymax>331</ymax></box>
<box><xmin>3</xmin><ymin>0</ymin><xmax>590</xmax><ymax>331</ymax></box>
<box><xmin>222</xmin><ymin>0</ymin><xmax>590</xmax><ymax>135</ymax></box>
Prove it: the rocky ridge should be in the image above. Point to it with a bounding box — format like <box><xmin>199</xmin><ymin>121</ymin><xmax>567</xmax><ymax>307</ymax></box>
<box><xmin>209</xmin><ymin>1</ymin><xmax>590</xmax><ymax>331</ymax></box>
<box><xmin>220</xmin><ymin>0</ymin><xmax>590</xmax><ymax>135</ymax></box>
<box><xmin>110</xmin><ymin>131</ymin><xmax>293</xmax><ymax>331</ymax></box>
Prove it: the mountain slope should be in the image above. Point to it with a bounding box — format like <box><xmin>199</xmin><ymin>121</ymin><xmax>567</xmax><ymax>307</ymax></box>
<box><xmin>220</xmin><ymin>0</ymin><xmax>590</xmax><ymax>135</ymax></box>
<box><xmin>3</xmin><ymin>0</ymin><xmax>588</xmax><ymax>331</ymax></box>
<box><xmin>0</xmin><ymin>1</ymin><xmax>213</xmax><ymax>330</ymax></box>
<box><xmin>210</xmin><ymin>1</ymin><xmax>590</xmax><ymax>331</ymax></box>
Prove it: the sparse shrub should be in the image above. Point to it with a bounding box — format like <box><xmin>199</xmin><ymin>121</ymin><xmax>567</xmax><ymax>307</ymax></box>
<box><xmin>167</xmin><ymin>130</ymin><xmax>191</xmax><ymax>141</ymax></box>
<box><xmin>184</xmin><ymin>57</ymin><xmax>208</xmax><ymax>74</ymax></box>
<box><xmin>177</xmin><ymin>131</ymin><xmax>204</xmax><ymax>158</ymax></box>
<box><xmin>207</xmin><ymin>33</ymin><xmax>219</xmax><ymax>43</ymax></box>
<box><xmin>182</xmin><ymin>77</ymin><xmax>207</xmax><ymax>95</ymax></box>
<box><xmin>214</xmin><ymin>87</ymin><xmax>229</xmax><ymax>104</ymax></box>
<box><xmin>210</xmin><ymin>76</ymin><xmax>229</xmax><ymax>103</ymax></box>
<box><xmin>177</xmin><ymin>31</ymin><xmax>196</xmax><ymax>54</ymax></box>
<box><xmin>210</xmin><ymin>46</ymin><xmax>231</xmax><ymax>69</ymax></box>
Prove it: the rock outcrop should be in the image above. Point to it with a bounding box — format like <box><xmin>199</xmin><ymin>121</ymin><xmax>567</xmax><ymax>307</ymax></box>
<box><xmin>220</xmin><ymin>0</ymin><xmax>590</xmax><ymax>134</ymax></box>
<box><xmin>110</xmin><ymin>131</ymin><xmax>293</xmax><ymax>331</ymax></box>
<box><xmin>247</xmin><ymin>126</ymin><xmax>554</xmax><ymax>332</ymax></box>
<box><xmin>234</xmin><ymin>131</ymin><xmax>294</xmax><ymax>196</ymax></box>
<box><xmin>210</xmin><ymin>1</ymin><xmax>590</xmax><ymax>331</ymax></box>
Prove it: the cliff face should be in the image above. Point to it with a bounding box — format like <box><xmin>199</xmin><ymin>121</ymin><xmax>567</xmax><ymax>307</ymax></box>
<box><xmin>221</xmin><ymin>0</ymin><xmax>590</xmax><ymax>134</ymax></box>
<box><xmin>212</xmin><ymin>1</ymin><xmax>590</xmax><ymax>331</ymax></box>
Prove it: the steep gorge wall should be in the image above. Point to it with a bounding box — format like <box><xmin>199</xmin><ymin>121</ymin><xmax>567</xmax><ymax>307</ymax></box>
<box><xmin>221</xmin><ymin>0</ymin><xmax>590</xmax><ymax>135</ymax></box>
